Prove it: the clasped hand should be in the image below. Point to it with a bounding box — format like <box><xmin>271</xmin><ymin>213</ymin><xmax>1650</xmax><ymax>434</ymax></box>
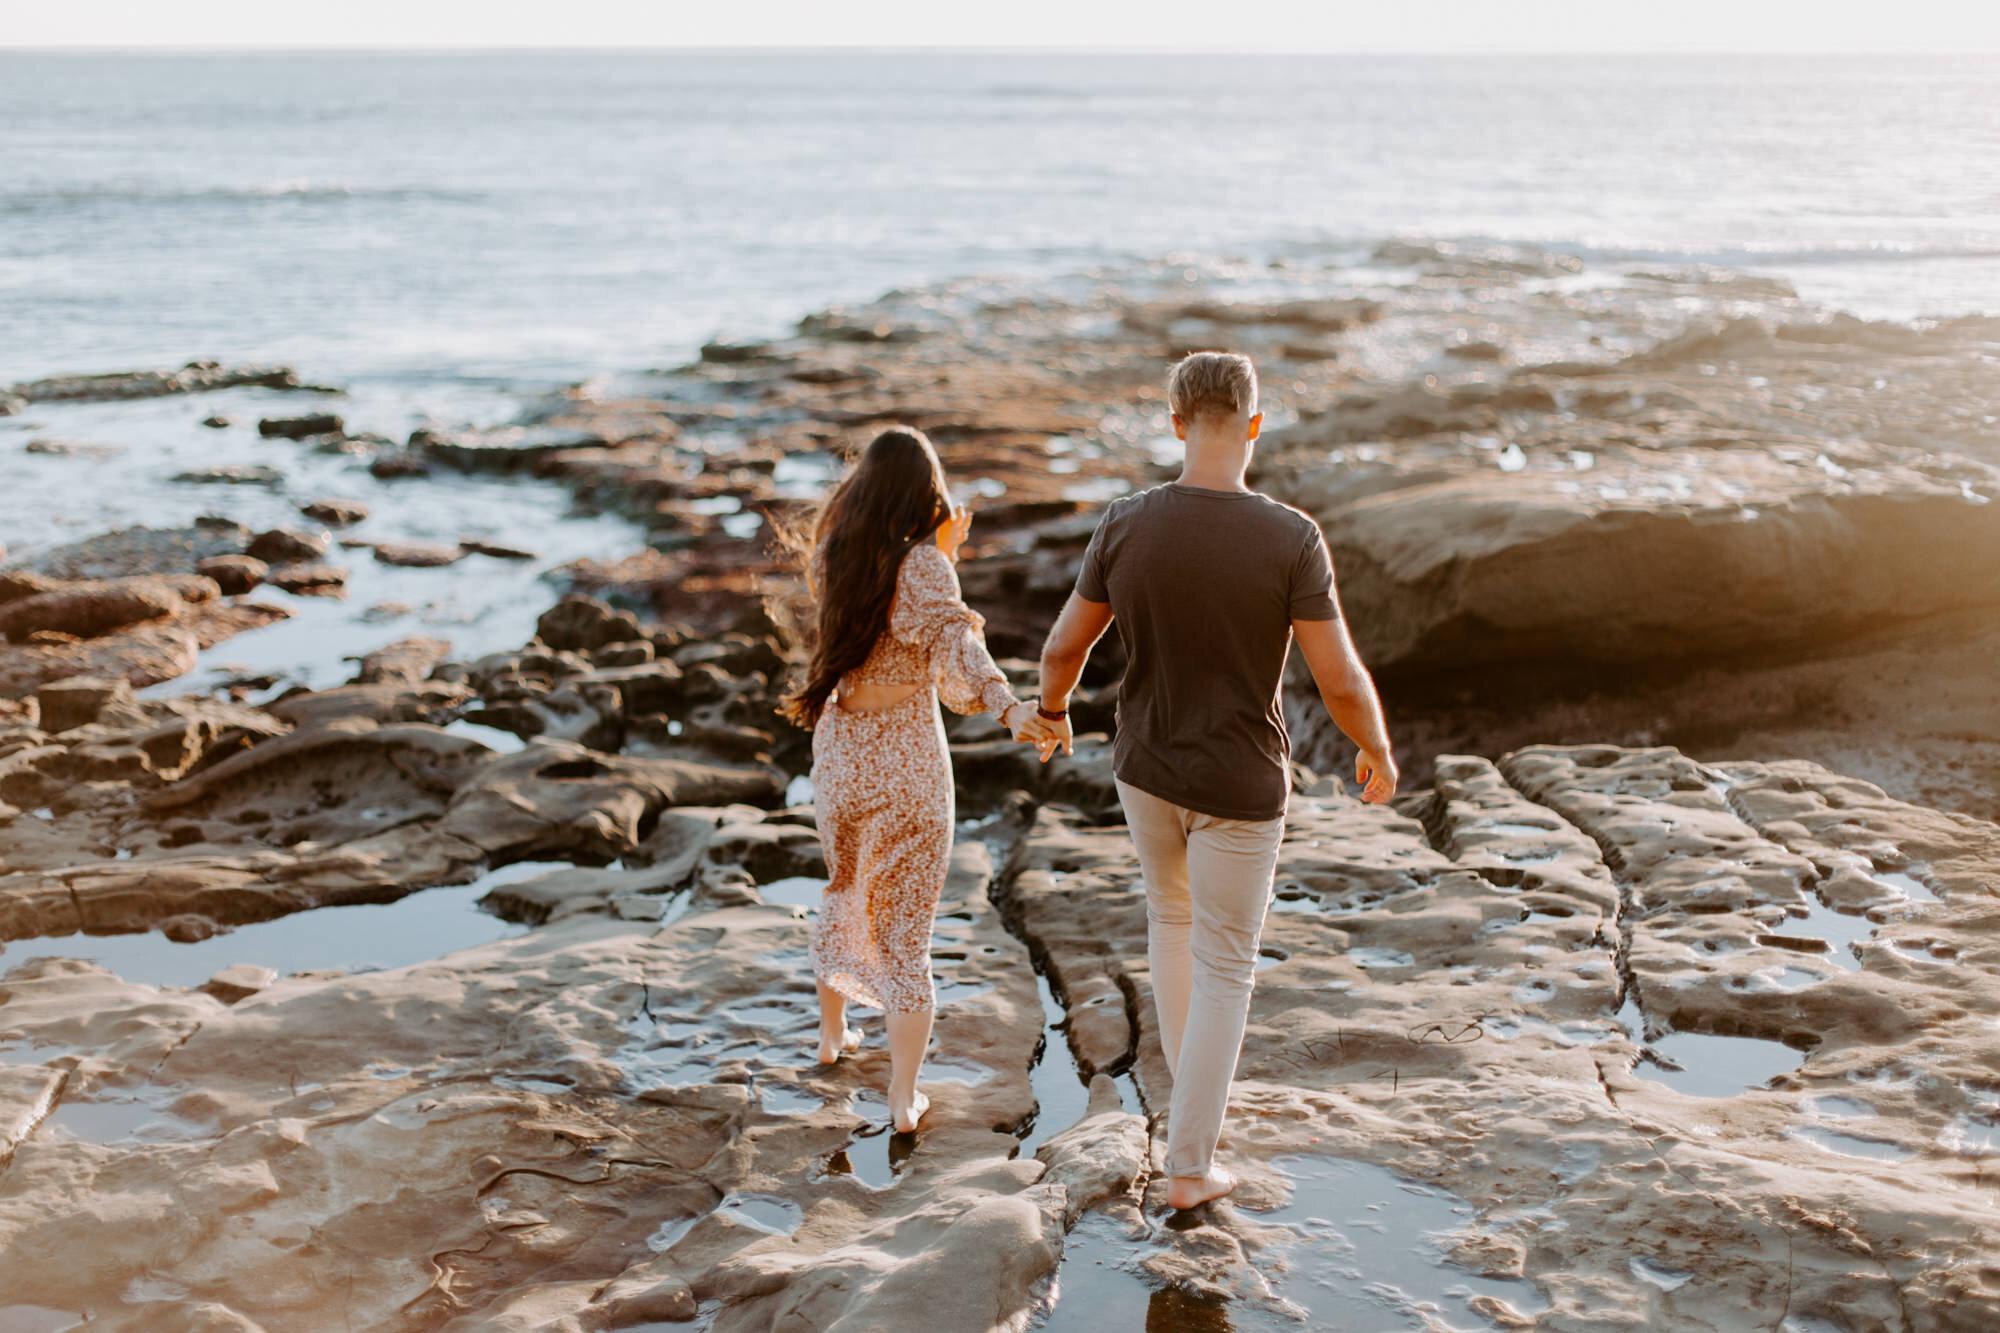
<box><xmin>1007</xmin><ymin>704</ymin><xmax>1071</xmax><ymax>764</ymax></box>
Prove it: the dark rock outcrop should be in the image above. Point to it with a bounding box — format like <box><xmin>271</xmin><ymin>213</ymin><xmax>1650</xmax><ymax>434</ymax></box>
<box><xmin>8</xmin><ymin>361</ymin><xmax>325</xmax><ymax>404</ymax></box>
<box><xmin>195</xmin><ymin>554</ymin><xmax>268</xmax><ymax>595</ymax></box>
<box><xmin>300</xmin><ymin>497</ymin><xmax>370</xmax><ymax>526</ymax></box>
<box><xmin>245</xmin><ymin>529</ymin><xmax>330</xmax><ymax>563</ymax></box>
<box><xmin>256</xmin><ymin>412</ymin><xmax>344</xmax><ymax>439</ymax></box>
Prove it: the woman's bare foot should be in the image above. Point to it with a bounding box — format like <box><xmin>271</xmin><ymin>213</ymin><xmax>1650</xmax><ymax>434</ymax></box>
<box><xmin>816</xmin><ymin>1026</ymin><xmax>863</xmax><ymax>1065</ymax></box>
<box><xmin>1164</xmin><ymin>1166</ymin><xmax>1238</xmax><ymax>1211</ymax></box>
<box><xmin>889</xmin><ymin>1088</ymin><xmax>930</xmax><ymax>1133</ymax></box>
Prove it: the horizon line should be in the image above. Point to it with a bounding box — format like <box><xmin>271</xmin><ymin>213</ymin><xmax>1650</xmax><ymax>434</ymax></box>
<box><xmin>5</xmin><ymin>43</ymin><xmax>1999</xmax><ymax>56</ymax></box>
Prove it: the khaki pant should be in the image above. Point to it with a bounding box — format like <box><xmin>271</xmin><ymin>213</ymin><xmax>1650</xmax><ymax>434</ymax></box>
<box><xmin>1115</xmin><ymin>779</ymin><xmax>1285</xmax><ymax>1180</ymax></box>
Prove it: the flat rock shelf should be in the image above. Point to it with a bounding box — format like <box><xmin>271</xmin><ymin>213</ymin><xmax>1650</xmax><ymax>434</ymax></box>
<box><xmin>0</xmin><ymin>739</ymin><xmax>1994</xmax><ymax>1330</ymax></box>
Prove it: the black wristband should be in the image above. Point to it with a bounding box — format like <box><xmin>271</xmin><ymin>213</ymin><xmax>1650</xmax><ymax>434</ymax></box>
<box><xmin>1036</xmin><ymin>703</ymin><xmax>1067</xmax><ymax>721</ymax></box>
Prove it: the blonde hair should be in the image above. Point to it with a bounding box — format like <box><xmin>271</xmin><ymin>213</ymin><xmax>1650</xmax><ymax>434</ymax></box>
<box><xmin>1167</xmin><ymin>351</ymin><xmax>1257</xmax><ymax>421</ymax></box>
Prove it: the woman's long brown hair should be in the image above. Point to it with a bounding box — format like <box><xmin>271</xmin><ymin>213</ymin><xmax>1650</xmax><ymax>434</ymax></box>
<box><xmin>778</xmin><ymin>426</ymin><xmax>953</xmax><ymax>728</ymax></box>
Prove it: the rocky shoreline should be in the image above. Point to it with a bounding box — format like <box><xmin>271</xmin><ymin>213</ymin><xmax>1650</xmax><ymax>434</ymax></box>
<box><xmin>2</xmin><ymin>243</ymin><xmax>1997</xmax><ymax>1329</ymax></box>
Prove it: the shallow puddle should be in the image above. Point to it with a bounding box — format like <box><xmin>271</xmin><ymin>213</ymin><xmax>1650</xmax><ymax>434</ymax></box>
<box><xmin>1019</xmin><ymin>970</ymin><xmax>1090</xmax><ymax>1155</ymax></box>
<box><xmin>1941</xmin><ymin>1115</ymin><xmax>2000</xmax><ymax>1156</ymax></box>
<box><xmin>728</xmin><ymin>1002</ymin><xmax>814</xmax><ymax>1031</ymax></box>
<box><xmin>1629</xmin><ymin>1255</ymin><xmax>1692</xmax><ymax>1291</ymax></box>
<box><xmin>1724</xmin><ymin>965</ymin><xmax>1829</xmax><ymax>994</ymax></box>
<box><xmin>1252</xmin><ymin>1154</ymin><xmax>1546</xmax><ymax>1330</ymax></box>
<box><xmin>1638</xmin><ymin>1031</ymin><xmax>1809</xmax><ymax>1098</ymax></box>
<box><xmin>933</xmin><ymin>976</ymin><xmax>995</xmax><ymax>1004</ymax></box>
<box><xmin>1485</xmin><ymin>1014</ymin><xmax>1624</xmax><ymax>1048</ymax></box>
<box><xmin>1554</xmin><ymin>1140</ymin><xmax>1600</xmax><ymax>1185</ymax></box>
<box><xmin>1870</xmin><ymin>868</ymin><xmax>1936</xmax><ymax>903</ymax></box>
<box><xmin>1018</xmin><ymin>967</ymin><xmax>1140</xmax><ymax>1156</ymax></box>
<box><xmin>644</xmin><ymin>1192</ymin><xmax>803</xmax><ymax>1255</ymax></box>
<box><xmin>0</xmin><ymin>1037</ymin><xmax>84</xmax><ymax>1067</ymax></box>
<box><xmin>617</xmin><ymin>1032</ymin><xmax>766</xmax><ymax>1095</ymax></box>
<box><xmin>757</xmin><ymin>876</ymin><xmax>830</xmax><ymax>912</ymax></box>
<box><xmin>925</xmin><ymin>1057</ymin><xmax>995</xmax><ymax>1087</ymax></box>
<box><xmin>1031</xmin><ymin>1154</ymin><xmax>1549</xmax><ymax>1331</ymax></box>
<box><xmin>1767</xmin><ymin>894</ymin><xmax>1870</xmax><ymax>971</ymax></box>
<box><xmin>0</xmin><ymin>865</ymin><xmax>546</xmax><ymax>989</ymax></box>
<box><xmin>1787</xmin><ymin>1126</ymin><xmax>1914</xmax><ymax>1161</ymax></box>
<box><xmin>1779</xmin><ymin>1318</ymin><xmax>1851</xmax><ymax>1333</ymax></box>
<box><xmin>615</xmin><ymin>1001</ymin><xmax>765</xmax><ymax>1095</ymax></box>
<box><xmin>37</xmin><ymin>1094</ymin><xmax>211</xmax><ymax>1146</ymax></box>
<box><xmin>1495</xmin><ymin>848</ymin><xmax>1563</xmax><ymax>864</ymax></box>
<box><xmin>714</xmin><ymin>1193</ymin><xmax>802</xmax><ymax>1235</ymax></box>
<box><xmin>1031</xmin><ymin>1212</ymin><xmax>1216</xmax><ymax>1332</ymax></box>
<box><xmin>441</xmin><ymin>717</ymin><xmax>530</xmax><ymax>753</ymax></box>
<box><xmin>1480</xmin><ymin>821</ymin><xmax>1565</xmax><ymax>837</ymax></box>
<box><xmin>819</xmin><ymin>1123</ymin><xmax>917</xmax><ymax>1188</ymax></box>
<box><xmin>757</xmin><ymin>1083</ymin><xmax>828</xmax><ymax>1116</ymax></box>
<box><xmin>0</xmin><ymin>1307</ymin><xmax>85</xmax><ymax>1333</ymax></box>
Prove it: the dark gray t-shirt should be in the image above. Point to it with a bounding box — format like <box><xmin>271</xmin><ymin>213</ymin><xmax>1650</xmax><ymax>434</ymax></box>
<box><xmin>1076</xmin><ymin>482</ymin><xmax>1338</xmax><ymax>821</ymax></box>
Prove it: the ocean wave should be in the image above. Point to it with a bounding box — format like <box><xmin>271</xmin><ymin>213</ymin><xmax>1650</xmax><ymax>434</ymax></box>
<box><xmin>1581</xmin><ymin>240</ymin><xmax>2000</xmax><ymax>269</ymax></box>
<box><xmin>977</xmin><ymin>83</ymin><xmax>1124</xmax><ymax>100</ymax></box>
<box><xmin>1320</xmin><ymin>233</ymin><xmax>2000</xmax><ymax>275</ymax></box>
<box><xmin>0</xmin><ymin>182</ymin><xmax>483</xmax><ymax>214</ymax></box>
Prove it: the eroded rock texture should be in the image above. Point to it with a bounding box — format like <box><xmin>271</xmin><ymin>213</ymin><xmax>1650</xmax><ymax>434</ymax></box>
<box><xmin>2</xmin><ymin>738</ymin><xmax>1991</xmax><ymax>1330</ymax></box>
<box><xmin>0</xmin><ymin>841</ymin><xmax>1072</xmax><ymax>1332</ymax></box>
<box><xmin>995</xmin><ymin>748</ymin><xmax>1999</xmax><ymax>1330</ymax></box>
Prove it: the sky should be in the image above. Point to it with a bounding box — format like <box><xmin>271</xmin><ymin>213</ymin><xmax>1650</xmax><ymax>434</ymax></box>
<box><xmin>6</xmin><ymin>0</ymin><xmax>2000</xmax><ymax>52</ymax></box>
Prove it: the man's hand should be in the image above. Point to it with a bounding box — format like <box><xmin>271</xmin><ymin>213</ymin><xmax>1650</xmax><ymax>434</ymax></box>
<box><xmin>936</xmin><ymin>505</ymin><xmax>972</xmax><ymax>562</ymax></box>
<box><xmin>1035</xmin><ymin>713</ymin><xmax>1073</xmax><ymax>764</ymax></box>
<box><xmin>1294</xmin><ymin>615</ymin><xmax>1398</xmax><ymax>806</ymax></box>
<box><xmin>1356</xmin><ymin>747</ymin><xmax>1398</xmax><ymax>804</ymax></box>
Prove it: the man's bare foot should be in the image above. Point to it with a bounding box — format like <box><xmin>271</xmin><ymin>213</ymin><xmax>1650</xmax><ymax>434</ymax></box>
<box><xmin>1164</xmin><ymin>1166</ymin><xmax>1238</xmax><ymax>1211</ymax></box>
<box><xmin>889</xmin><ymin>1088</ymin><xmax>930</xmax><ymax>1133</ymax></box>
<box><xmin>816</xmin><ymin>1026</ymin><xmax>862</xmax><ymax>1064</ymax></box>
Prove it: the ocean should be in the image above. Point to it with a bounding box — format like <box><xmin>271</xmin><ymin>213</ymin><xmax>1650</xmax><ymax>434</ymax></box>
<box><xmin>5</xmin><ymin>49</ymin><xmax>1997</xmax><ymax>392</ymax></box>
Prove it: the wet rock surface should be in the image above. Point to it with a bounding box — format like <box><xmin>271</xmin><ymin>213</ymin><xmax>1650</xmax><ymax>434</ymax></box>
<box><xmin>996</xmin><ymin>748</ymin><xmax>1999</xmax><ymax>1330</ymax></box>
<box><xmin>6</xmin><ymin>361</ymin><xmax>333</xmax><ymax>405</ymax></box>
<box><xmin>4</xmin><ymin>249</ymin><xmax>1998</xmax><ymax>1328</ymax></box>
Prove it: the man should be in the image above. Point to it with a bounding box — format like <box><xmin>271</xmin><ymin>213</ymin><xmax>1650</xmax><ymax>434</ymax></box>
<box><xmin>1034</xmin><ymin>350</ymin><xmax>1397</xmax><ymax>1210</ymax></box>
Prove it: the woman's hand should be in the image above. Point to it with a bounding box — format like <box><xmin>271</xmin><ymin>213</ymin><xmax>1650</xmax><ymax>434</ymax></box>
<box><xmin>1007</xmin><ymin>703</ymin><xmax>1063</xmax><ymax>760</ymax></box>
<box><xmin>936</xmin><ymin>505</ymin><xmax>972</xmax><ymax>562</ymax></box>
<box><xmin>1356</xmin><ymin>747</ymin><xmax>1399</xmax><ymax>804</ymax></box>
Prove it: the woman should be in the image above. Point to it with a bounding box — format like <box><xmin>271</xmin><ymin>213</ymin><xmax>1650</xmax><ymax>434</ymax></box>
<box><xmin>781</xmin><ymin>426</ymin><xmax>1057</xmax><ymax>1133</ymax></box>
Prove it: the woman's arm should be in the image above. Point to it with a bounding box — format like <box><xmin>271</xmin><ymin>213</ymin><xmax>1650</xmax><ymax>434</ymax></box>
<box><xmin>893</xmin><ymin>545</ymin><xmax>1029</xmax><ymax>721</ymax></box>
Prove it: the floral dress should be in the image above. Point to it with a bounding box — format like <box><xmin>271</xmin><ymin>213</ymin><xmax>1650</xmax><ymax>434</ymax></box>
<box><xmin>809</xmin><ymin>542</ymin><xmax>1027</xmax><ymax>1012</ymax></box>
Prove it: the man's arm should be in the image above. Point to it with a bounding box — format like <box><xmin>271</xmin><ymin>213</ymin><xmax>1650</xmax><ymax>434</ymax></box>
<box><xmin>1292</xmin><ymin>616</ymin><xmax>1398</xmax><ymax>803</ymax></box>
<box><xmin>1036</xmin><ymin>592</ymin><xmax>1114</xmax><ymax>759</ymax></box>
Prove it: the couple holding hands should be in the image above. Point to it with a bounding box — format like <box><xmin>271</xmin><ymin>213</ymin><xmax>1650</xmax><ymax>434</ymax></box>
<box><xmin>783</xmin><ymin>351</ymin><xmax>1395</xmax><ymax>1211</ymax></box>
